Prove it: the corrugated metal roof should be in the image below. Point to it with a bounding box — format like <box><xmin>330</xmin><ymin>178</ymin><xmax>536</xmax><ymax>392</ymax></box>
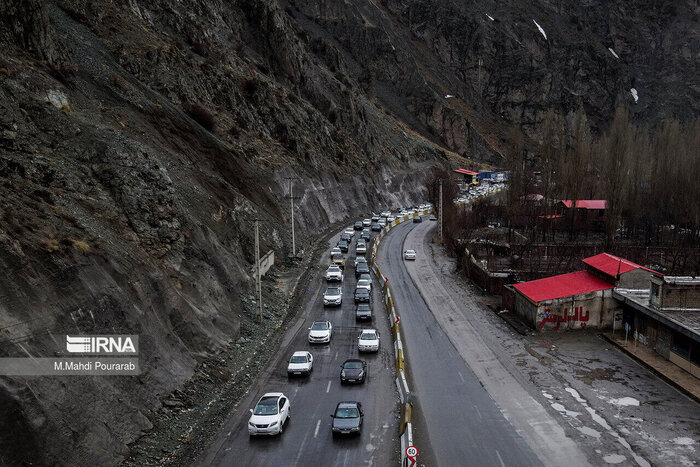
<box><xmin>561</xmin><ymin>200</ymin><xmax>607</xmax><ymax>209</ymax></box>
<box><xmin>583</xmin><ymin>252</ymin><xmax>659</xmax><ymax>276</ymax></box>
<box><xmin>454</xmin><ymin>168</ymin><xmax>479</xmax><ymax>176</ymax></box>
<box><xmin>513</xmin><ymin>270</ymin><xmax>613</xmax><ymax>303</ymax></box>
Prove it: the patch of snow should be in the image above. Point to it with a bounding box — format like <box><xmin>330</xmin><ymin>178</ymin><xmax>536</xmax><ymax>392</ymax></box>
<box><xmin>551</xmin><ymin>402</ymin><xmax>581</xmax><ymax>417</ymax></box>
<box><xmin>603</xmin><ymin>454</ymin><xmax>626</xmax><ymax>464</ymax></box>
<box><xmin>486</xmin><ymin>14</ymin><xmax>495</xmax><ymax>21</ymax></box>
<box><xmin>630</xmin><ymin>88</ymin><xmax>639</xmax><ymax>103</ymax></box>
<box><xmin>444</xmin><ymin>94</ymin><xmax>454</xmax><ymax>98</ymax></box>
<box><xmin>578</xmin><ymin>426</ymin><xmax>601</xmax><ymax>438</ymax></box>
<box><xmin>609</xmin><ymin>397</ymin><xmax>640</xmax><ymax>407</ymax></box>
<box><xmin>608</xmin><ymin>47</ymin><xmax>619</xmax><ymax>59</ymax></box>
<box><xmin>542</xmin><ymin>391</ymin><xmax>553</xmax><ymax>399</ymax></box>
<box><xmin>673</xmin><ymin>437</ymin><xmax>695</xmax><ymax>446</ymax></box>
<box><xmin>533</xmin><ymin>19</ymin><xmax>547</xmax><ymax>40</ymax></box>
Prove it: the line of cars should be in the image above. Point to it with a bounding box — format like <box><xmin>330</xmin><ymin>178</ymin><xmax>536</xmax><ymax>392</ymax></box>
<box><xmin>248</xmin><ymin>206</ymin><xmax>429</xmax><ymax>438</ymax></box>
<box><xmin>454</xmin><ymin>182</ymin><xmax>505</xmax><ymax>204</ymax></box>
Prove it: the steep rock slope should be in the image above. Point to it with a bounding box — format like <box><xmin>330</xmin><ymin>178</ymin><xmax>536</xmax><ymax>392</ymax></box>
<box><xmin>0</xmin><ymin>0</ymin><xmax>448</xmax><ymax>465</ymax></box>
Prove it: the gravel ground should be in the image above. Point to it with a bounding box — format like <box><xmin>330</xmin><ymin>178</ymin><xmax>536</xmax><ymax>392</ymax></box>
<box><xmin>421</xmin><ymin>224</ymin><xmax>700</xmax><ymax>467</ymax></box>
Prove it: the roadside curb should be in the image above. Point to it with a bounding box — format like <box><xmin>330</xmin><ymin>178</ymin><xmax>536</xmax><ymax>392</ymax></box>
<box><xmin>600</xmin><ymin>333</ymin><xmax>700</xmax><ymax>405</ymax></box>
<box><xmin>370</xmin><ymin>210</ymin><xmax>428</xmax><ymax>466</ymax></box>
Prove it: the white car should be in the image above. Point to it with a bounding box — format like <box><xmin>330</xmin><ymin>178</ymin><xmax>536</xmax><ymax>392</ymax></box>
<box><xmin>362</xmin><ymin>219</ymin><xmax>371</xmax><ymax>227</ymax></box>
<box><xmin>354</xmin><ymin>256</ymin><xmax>368</xmax><ymax>268</ymax></box>
<box><xmin>387</xmin><ymin>216</ymin><xmax>395</xmax><ymax>223</ymax></box>
<box><xmin>358</xmin><ymin>329</ymin><xmax>380</xmax><ymax>352</ymax></box>
<box><xmin>287</xmin><ymin>351</ymin><xmax>313</xmax><ymax>376</ymax></box>
<box><xmin>326</xmin><ymin>265</ymin><xmax>343</xmax><ymax>282</ymax></box>
<box><xmin>378</xmin><ymin>218</ymin><xmax>386</xmax><ymax>227</ymax></box>
<box><xmin>330</xmin><ymin>247</ymin><xmax>342</xmax><ymax>258</ymax></box>
<box><xmin>248</xmin><ymin>392</ymin><xmax>290</xmax><ymax>436</ymax></box>
<box><xmin>308</xmin><ymin>320</ymin><xmax>332</xmax><ymax>344</ymax></box>
<box><xmin>323</xmin><ymin>286</ymin><xmax>342</xmax><ymax>306</ymax></box>
<box><xmin>344</xmin><ymin>228</ymin><xmax>355</xmax><ymax>238</ymax></box>
<box><xmin>404</xmin><ymin>249</ymin><xmax>416</xmax><ymax>260</ymax></box>
<box><xmin>380</xmin><ymin>210</ymin><xmax>391</xmax><ymax>218</ymax></box>
<box><xmin>356</xmin><ymin>278</ymin><xmax>372</xmax><ymax>292</ymax></box>
<box><xmin>356</xmin><ymin>242</ymin><xmax>366</xmax><ymax>255</ymax></box>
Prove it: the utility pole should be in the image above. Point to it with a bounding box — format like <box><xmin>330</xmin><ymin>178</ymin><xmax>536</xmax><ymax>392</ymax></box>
<box><xmin>439</xmin><ymin>179</ymin><xmax>443</xmax><ymax>243</ymax></box>
<box><xmin>284</xmin><ymin>177</ymin><xmax>301</xmax><ymax>258</ymax></box>
<box><xmin>246</xmin><ymin>217</ymin><xmax>267</xmax><ymax>323</ymax></box>
<box><xmin>254</xmin><ymin>219</ymin><xmax>262</xmax><ymax>323</ymax></box>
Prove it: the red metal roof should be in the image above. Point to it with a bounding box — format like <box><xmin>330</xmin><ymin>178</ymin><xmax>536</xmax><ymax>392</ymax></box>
<box><xmin>583</xmin><ymin>252</ymin><xmax>659</xmax><ymax>277</ymax></box>
<box><xmin>561</xmin><ymin>200</ymin><xmax>607</xmax><ymax>209</ymax></box>
<box><xmin>454</xmin><ymin>168</ymin><xmax>479</xmax><ymax>176</ymax></box>
<box><xmin>513</xmin><ymin>271</ymin><xmax>613</xmax><ymax>303</ymax></box>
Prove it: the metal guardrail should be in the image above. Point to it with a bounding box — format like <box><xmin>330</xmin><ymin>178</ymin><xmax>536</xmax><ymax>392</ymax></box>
<box><xmin>370</xmin><ymin>211</ymin><xmax>428</xmax><ymax>465</ymax></box>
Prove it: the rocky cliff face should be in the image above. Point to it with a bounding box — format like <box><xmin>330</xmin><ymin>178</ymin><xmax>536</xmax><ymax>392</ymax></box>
<box><xmin>0</xmin><ymin>0</ymin><xmax>696</xmax><ymax>465</ymax></box>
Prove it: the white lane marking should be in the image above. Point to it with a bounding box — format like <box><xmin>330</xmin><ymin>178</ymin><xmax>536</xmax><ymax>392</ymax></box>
<box><xmin>314</xmin><ymin>419</ymin><xmax>321</xmax><ymax>438</ymax></box>
<box><xmin>326</xmin><ymin>380</ymin><xmax>332</xmax><ymax>393</ymax></box>
<box><xmin>496</xmin><ymin>449</ymin><xmax>506</xmax><ymax>467</ymax></box>
<box><xmin>334</xmin><ymin>350</ymin><xmax>338</xmax><ymax>360</ymax></box>
<box><xmin>474</xmin><ymin>405</ymin><xmax>482</xmax><ymax>419</ymax></box>
<box><xmin>457</xmin><ymin>371</ymin><xmax>465</xmax><ymax>383</ymax></box>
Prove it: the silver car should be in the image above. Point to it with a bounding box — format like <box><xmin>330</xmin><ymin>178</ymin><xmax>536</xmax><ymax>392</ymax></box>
<box><xmin>323</xmin><ymin>287</ymin><xmax>342</xmax><ymax>306</ymax></box>
<box><xmin>404</xmin><ymin>249</ymin><xmax>416</xmax><ymax>260</ymax></box>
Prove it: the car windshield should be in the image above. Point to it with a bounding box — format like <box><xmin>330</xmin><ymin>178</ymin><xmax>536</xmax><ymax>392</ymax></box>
<box><xmin>290</xmin><ymin>355</ymin><xmax>307</xmax><ymax>363</ymax></box>
<box><xmin>328</xmin><ymin>266</ymin><xmax>340</xmax><ymax>272</ymax></box>
<box><xmin>253</xmin><ymin>397</ymin><xmax>279</xmax><ymax>415</ymax></box>
<box><xmin>356</xmin><ymin>289</ymin><xmax>368</xmax><ymax>295</ymax></box>
<box><xmin>358</xmin><ymin>280</ymin><xmax>370</xmax><ymax>286</ymax></box>
<box><xmin>335</xmin><ymin>407</ymin><xmax>359</xmax><ymax>418</ymax></box>
<box><xmin>326</xmin><ymin>288</ymin><xmax>340</xmax><ymax>295</ymax></box>
<box><xmin>332</xmin><ymin>254</ymin><xmax>344</xmax><ymax>260</ymax></box>
<box><xmin>360</xmin><ymin>332</ymin><xmax>376</xmax><ymax>340</ymax></box>
<box><xmin>343</xmin><ymin>361</ymin><xmax>363</xmax><ymax>369</ymax></box>
<box><xmin>357</xmin><ymin>305</ymin><xmax>370</xmax><ymax>311</ymax></box>
<box><xmin>311</xmin><ymin>322</ymin><xmax>328</xmax><ymax>330</ymax></box>
<box><xmin>357</xmin><ymin>257</ymin><xmax>366</xmax><ymax>263</ymax></box>
<box><xmin>406</xmin><ymin>250</ymin><xmax>415</xmax><ymax>254</ymax></box>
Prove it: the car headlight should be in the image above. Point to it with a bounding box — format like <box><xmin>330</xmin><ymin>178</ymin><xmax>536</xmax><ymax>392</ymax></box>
<box><xmin>351</xmin><ymin>426</ymin><xmax>360</xmax><ymax>431</ymax></box>
<box><xmin>269</xmin><ymin>421</ymin><xmax>278</xmax><ymax>427</ymax></box>
<box><xmin>341</xmin><ymin>370</ymin><xmax>346</xmax><ymax>377</ymax></box>
<box><xmin>249</xmin><ymin>422</ymin><xmax>255</xmax><ymax>427</ymax></box>
<box><xmin>358</xmin><ymin>371</ymin><xmax>364</xmax><ymax>377</ymax></box>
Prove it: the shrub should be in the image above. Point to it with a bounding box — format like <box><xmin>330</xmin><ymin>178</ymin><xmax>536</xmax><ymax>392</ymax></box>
<box><xmin>184</xmin><ymin>103</ymin><xmax>217</xmax><ymax>132</ymax></box>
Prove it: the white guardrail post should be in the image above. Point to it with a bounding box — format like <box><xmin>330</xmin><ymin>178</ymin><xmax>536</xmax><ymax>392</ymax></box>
<box><xmin>371</xmin><ymin>210</ymin><xmax>428</xmax><ymax>465</ymax></box>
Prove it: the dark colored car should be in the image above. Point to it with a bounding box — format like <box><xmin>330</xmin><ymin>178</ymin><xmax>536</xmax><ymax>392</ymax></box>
<box><xmin>355</xmin><ymin>303</ymin><xmax>372</xmax><ymax>321</ymax></box>
<box><xmin>354</xmin><ymin>221</ymin><xmax>363</xmax><ymax>230</ymax></box>
<box><xmin>361</xmin><ymin>230</ymin><xmax>371</xmax><ymax>241</ymax></box>
<box><xmin>412</xmin><ymin>216</ymin><xmax>423</xmax><ymax>223</ymax></box>
<box><xmin>337</xmin><ymin>240</ymin><xmax>349</xmax><ymax>253</ymax></box>
<box><xmin>340</xmin><ymin>359</ymin><xmax>367</xmax><ymax>384</ymax></box>
<box><xmin>331</xmin><ymin>401</ymin><xmax>363</xmax><ymax>436</ymax></box>
<box><xmin>354</xmin><ymin>287</ymin><xmax>370</xmax><ymax>303</ymax></box>
<box><xmin>355</xmin><ymin>262</ymin><xmax>370</xmax><ymax>278</ymax></box>
<box><xmin>340</xmin><ymin>232</ymin><xmax>352</xmax><ymax>243</ymax></box>
<box><xmin>371</xmin><ymin>223</ymin><xmax>381</xmax><ymax>231</ymax></box>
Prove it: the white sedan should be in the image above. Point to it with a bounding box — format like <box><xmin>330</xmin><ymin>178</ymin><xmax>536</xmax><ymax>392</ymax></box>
<box><xmin>404</xmin><ymin>249</ymin><xmax>416</xmax><ymax>260</ymax></box>
<box><xmin>287</xmin><ymin>351</ymin><xmax>313</xmax><ymax>377</ymax></box>
<box><xmin>308</xmin><ymin>320</ymin><xmax>333</xmax><ymax>344</ymax></box>
<box><xmin>358</xmin><ymin>329</ymin><xmax>380</xmax><ymax>352</ymax></box>
<box><xmin>248</xmin><ymin>392</ymin><xmax>290</xmax><ymax>436</ymax></box>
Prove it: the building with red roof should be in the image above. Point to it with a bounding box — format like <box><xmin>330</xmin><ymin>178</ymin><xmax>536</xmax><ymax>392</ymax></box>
<box><xmin>583</xmin><ymin>252</ymin><xmax>662</xmax><ymax>288</ymax></box>
<box><xmin>558</xmin><ymin>200</ymin><xmax>607</xmax><ymax>232</ymax></box>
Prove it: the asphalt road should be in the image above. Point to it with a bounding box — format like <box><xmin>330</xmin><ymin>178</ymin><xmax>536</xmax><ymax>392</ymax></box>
<box><xmin>198</xmin><ymin>229</ymin><xmax>398</xmax><ymax>467</ymax></box>
<box><xmin>378</xmin><ymin>219</ymin><xmax>543</xmax><ymax>467</ymax></box>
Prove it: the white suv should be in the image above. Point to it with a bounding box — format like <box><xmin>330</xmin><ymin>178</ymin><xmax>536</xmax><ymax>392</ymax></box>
<box><xmin>248</xmin><ymin>393</ymin><xmax>290</xmax><ymax>436</ymax></box>
<box><xmin>326</xmin><ymin>265</ymin><xmax>343</xmax><ymax>282</ymax></box>
<box><xmin>323</xmin><ymin>287</ymin><xmax>342</xmax><ymax>306</ymax></box>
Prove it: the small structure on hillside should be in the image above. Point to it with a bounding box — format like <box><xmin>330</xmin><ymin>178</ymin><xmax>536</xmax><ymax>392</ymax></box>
<box><xmin>584</xmin><ymin>252</ymin><xmax>662</xmax><ymax>288</ymax></box>
<box><xmin>454</xmin><ymin>168</ymin><xmax>479</xmax><ymax>189</ymax></box>
<box><xmin>559</xmin><ymin>199</ymin><xmax>607</xmax><ymax>232</ymax></box>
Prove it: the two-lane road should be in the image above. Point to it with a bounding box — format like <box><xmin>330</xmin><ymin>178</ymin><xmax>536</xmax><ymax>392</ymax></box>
<box><xmin>199</xmin><ymin>230</ymin><xmax>398</xmax><ymax>466</ymax></box>
<box><xmin>378</xmin><ymin>219</ymin><xmax>544</xmax><ymax>467</ymax></box>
